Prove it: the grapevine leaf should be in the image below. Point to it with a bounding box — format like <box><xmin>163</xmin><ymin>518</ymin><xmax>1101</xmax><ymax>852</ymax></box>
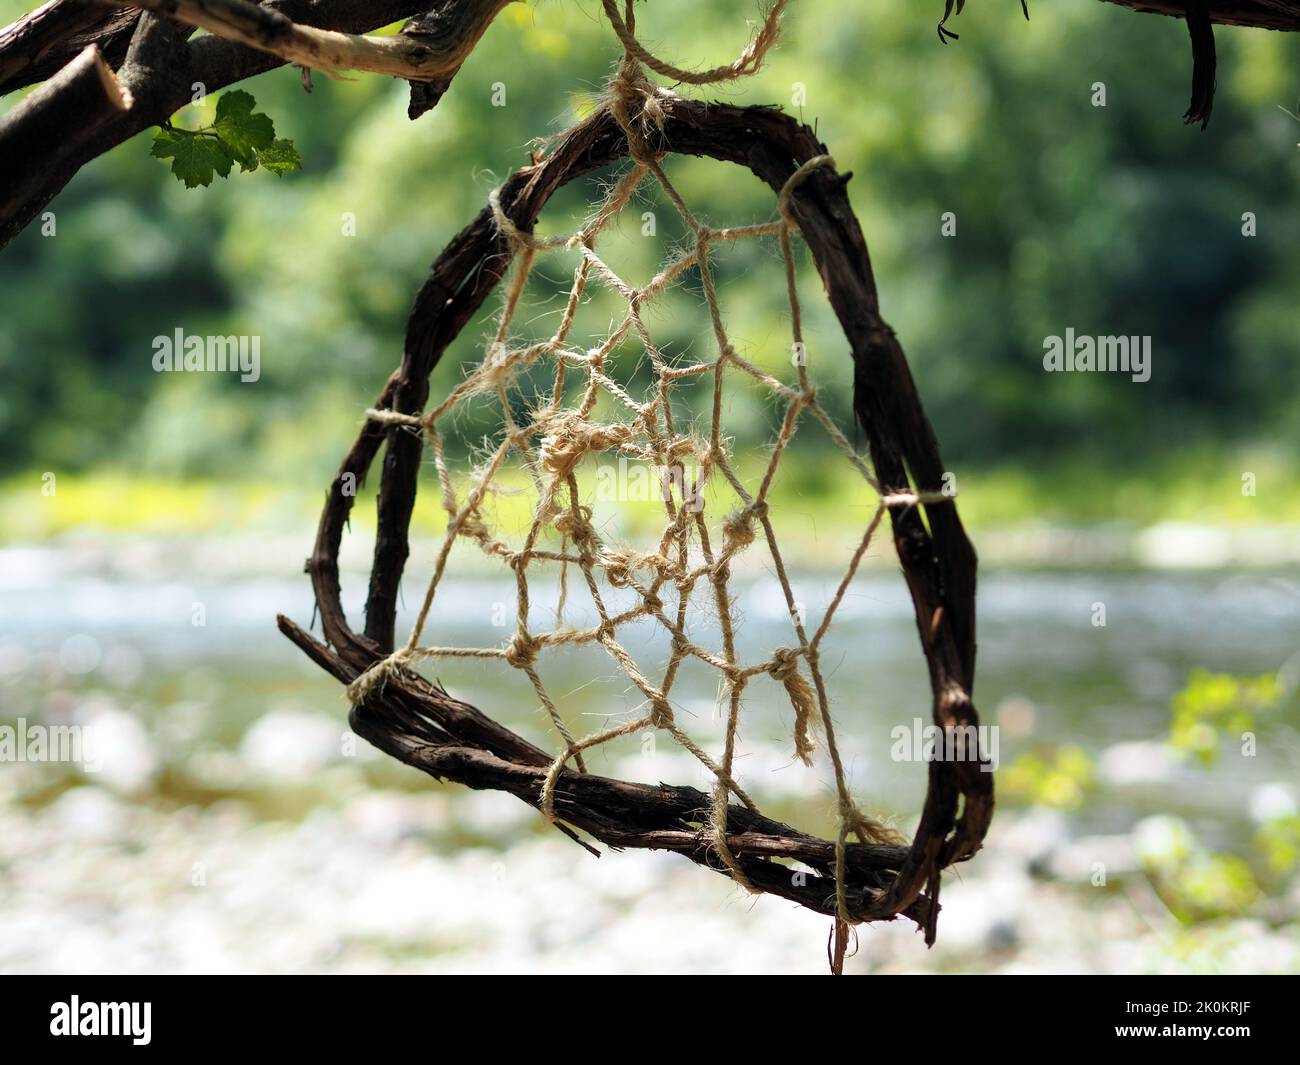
<box><xmin>150</xmin><ymin>127</ymin><xmax>185</xmax><ymax>160</ymax></box>
<box><xmin>151</xmin><ymin>92</ymin><xmax>298</xmax><ymax>186</ymax></box>
<box><xmin>213</xmin><ymin>89</ymin><xmax>275</xmax><ymax>165</ymax></box>
<box><xmin>152</xmin><ymin>129</ymin><xmax>235</xmax><ymax>188</ymax></box>
<box><xmin>256</xmin><ymin>139</ymin><xmax>302</xmax><ymax>177</ymax></box>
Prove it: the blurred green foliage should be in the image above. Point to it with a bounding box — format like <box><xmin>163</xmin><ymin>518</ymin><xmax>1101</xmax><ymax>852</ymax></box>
<box><xmin>2</xmin><ymin>0</ymin><xmax>1300</xmax><ymax>496</ymax></box>
<box><xmin>1136</xmin><ymin>816</ymin><xmax>1263</xmax><ymax>924</ymax></box>
<box><xmin>1156</xmin><ymin>670</ymin><xmax>1299</xmax><ymax>913</ymax></box>
<box><xmin>1256</xmin><ymin>814</ymin><xmax>1300</xmax><ymax>878</ymax></box>
<box><xmin>1169</xmin><ymin>668</ymin><xmax>1284</xmax><ymax>765</ymax></box>
<box><xmin>1000</xmin><ymin>743</ymin><xmax>1096</xmax><ymax>809</ymax></box>
<box><xmin>1001</xmin><ymin>668</ymin><xmax>1298</xmax><ymax>926</ymax></box>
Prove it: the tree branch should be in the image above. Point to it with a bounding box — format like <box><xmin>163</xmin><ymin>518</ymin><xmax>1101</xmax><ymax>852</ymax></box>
<box><xmin>0</xmin><ymin>0</ymin><xmax>482</xmax><ymax>250</ymax></box>
<box><xmin>0</xmin><ymin>0</ymin><xmax>141</xmax><ymax>96</ymax></box>
<box><xmin>0</xmin><ymin>43</ymin><xmax>132</xmax><ymax>220</ymax></box>
<box><xmin>402</xmin><ymin>0</ymin><xmax>486</xmax><ymax>118</ymax></box>
<box><xmin>105</xmin><ymin>0</ymin><xmax>514</xmax><ymax>80</ymax></box>
<box><xmin>1098</xmin><ymin>0</ymin><xmax>1300</xmax><ymax>32</ymax></box>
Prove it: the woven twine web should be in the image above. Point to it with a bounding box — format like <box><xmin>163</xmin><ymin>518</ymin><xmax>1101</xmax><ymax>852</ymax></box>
<box><xmin>346</xmin><ymin>0</ymin><xmax>952</xmax><ymax>939</ymax></box>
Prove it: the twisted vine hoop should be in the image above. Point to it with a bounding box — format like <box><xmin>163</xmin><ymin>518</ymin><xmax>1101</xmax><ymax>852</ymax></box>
<box><xmin>278</xmin><ymin>95</ymin><xmax>993</xmax><ymax>968</ymax></box>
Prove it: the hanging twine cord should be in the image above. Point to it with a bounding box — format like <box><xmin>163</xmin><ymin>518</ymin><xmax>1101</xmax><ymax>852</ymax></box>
<box><xmin>601</xmin><ymin>0</ymin><xmax>789</xmax><ymax>85</ymax></box>
<box><xmin>354</xmin><ymin>0</ymin><xmax>952</xmax><ymax>969</ymax></box>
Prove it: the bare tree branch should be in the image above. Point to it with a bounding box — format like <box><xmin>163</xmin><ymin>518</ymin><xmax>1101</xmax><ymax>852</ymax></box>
<box><xmin>116</xmin><ymin>9</ymin><xmax>192</xmax><ymax>109</ymax></box>
<box><xmin>104</xmin><ymin>0</ymin><xmax>513</xmax><ymax>79</ymax></box>
<box><xmin>0</xmin><ymin>43</ymin><xmax>132</xmax><ymax>221</ymax></box>
<box><xmin>402</xmin><ymin>0</ymin><xmax>484</xmax><ymax>118</ymax></box>
<box><xmin>0</xmin><ymin>0</ymin><xmax>141</xmax><ymax>96</ymax></box>
<box><xmin>1098</xmin><ymin>0</ymin><xmax>1300</xmax><ymax>32</ymax></box>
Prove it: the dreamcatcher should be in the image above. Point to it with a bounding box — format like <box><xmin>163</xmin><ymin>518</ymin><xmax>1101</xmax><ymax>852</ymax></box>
<box><xmin>279</xmin><ymin>0</ymin><xmax>992</xmax><ymax>974</ymax></box>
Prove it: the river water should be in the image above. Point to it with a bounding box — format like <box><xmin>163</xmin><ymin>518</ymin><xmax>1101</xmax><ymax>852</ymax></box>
<box><xmin>2</xmin><ymin>543</ymin><xmax>1297</xmax><ymax>972</ymax></box>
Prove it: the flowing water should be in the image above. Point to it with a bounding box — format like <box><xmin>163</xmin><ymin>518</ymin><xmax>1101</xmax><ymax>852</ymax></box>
<box><xmin>2</xmin><ymin>542</ymin><xmax>1298</xmax><ymax>972</ymax></box>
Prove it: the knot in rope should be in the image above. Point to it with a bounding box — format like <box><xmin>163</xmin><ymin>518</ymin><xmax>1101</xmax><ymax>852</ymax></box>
<box><xmin>539</xmin><ymin>414</ymin><xmax>636</xmax><ymax>478</ymax></box>
<box><xmin>346</xmin><ymin>646</ymin><xmax>416</xmax><ymax>707</ymax></box>
<box><xmin>649</xmin><ymin>551</ymin><xmax>682</xmax><ymax>581</ymax></box>
<box><xmin>609</xmin><ymin>54</ymin><xmax>669</xmax><ymax>165</ymax></box>
<box><xmin>698</xmin><ymin>439</ymin><xmax>731</xmax><ymax>468</ymax></box>
<box><xmin>768</xmin><ymin>645</ymin><xmax>800</xmax><ymax>682</ymax></box>
<box><xmin>553</xmin><ymin>504</ymin><xmax>595</xmax><ymax>547</ymax></box>
<box><xmin>601</xmin><ymin>0</ymin><xmax>787</xmax><ymax>167</ymax></box>
<box><xmin>649</xmin><ymin>696</ymin><xmax>673</xmax><ymax>729</ymax></box>
<box><xmin>599</xmin><ymin>548</ymin><xmax>637</xmax><ymax>587</ymax></box>
<box><xmin>722</xmin><ymin>501</ymin><xmax>765</xmax><ymax>551</ymax></box>
<box><xmin>770</xmin><ymin>646</ymin><xmax>819</xmax><ymax>766</ymax></box>
<box><xmin>841</xmin><ymin>799</ymin><xmax>907</xmax><ymax>847</ymax></box>
<box><xmin>505</xmin><ymin>631</ymin><xmax>541</xmax><ymax>669</ymax></box>
<box><xmin>456</xmin><ymin>508</ymin><xmax>491</xmax><ymax>544</ymax></box>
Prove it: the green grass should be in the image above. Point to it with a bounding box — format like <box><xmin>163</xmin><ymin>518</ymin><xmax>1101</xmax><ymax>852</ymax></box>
<box><xmin>3</xmin><ymin>446</ymin><xmax>1296</xmax><ymax>545</ymax></box>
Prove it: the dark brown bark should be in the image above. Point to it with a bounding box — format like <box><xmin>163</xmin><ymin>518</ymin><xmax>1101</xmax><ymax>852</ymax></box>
<box><xmin>0</xmin><ymin>1</ymin><xmax>140</xmax><ymax>96</ymax></box>
<box><xmin>0</xmin><ymin>43</ymin><xmax>132</xmax><ymax>219</ymax></box>
<box><xmin>281</xmin><ymin>96</ymin><xmax>993</xmax><ymax>946</ymax></box>
<box><xmin>118</xmin><ymin>0</ymin><xmax>512</xmax><ymax>81</ymax></box>
<box><xmin>1099</xmin><ymin>0</ymin><xmax>1300</xmax><ymax>31</ymax></box>
<box><xmin>1183</xmin><ymin>0</ymin><xmax>1218</xmax><ymax>128</ymax></box>
<box><xmin>401</xmin><ymin>0</ymin><xmax>483</xmax><ymax>118</ymax></box>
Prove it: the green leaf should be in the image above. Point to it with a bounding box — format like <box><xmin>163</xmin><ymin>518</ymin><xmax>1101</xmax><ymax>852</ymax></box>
<box><xmin>151</xmin><ymin>128</ymin><xmax>235</xmax><ymax>188</ymax></box>
<box><xmin>151</xmin><ymin>92</ymin><xmax>298</xmax><ymax>187</ymax></box>
<box><xmin>150</xmin><ymin>127</ymin><xmax>185</xmax><ymax>159</ymax></box>
<box><xmin>213</xmin><ymin>89</ymin><xmax>275</xmax><ymax>166</ymax></box>
<box><xmin>256</xmin><ymin>139</ymin><xmax>302</xmax><ymax>177</ymax></box>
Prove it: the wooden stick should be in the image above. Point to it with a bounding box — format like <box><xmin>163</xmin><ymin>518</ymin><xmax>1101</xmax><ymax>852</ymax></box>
<box><xmin>278</xmin><ymin>611</ymin><xmax>930</xmax><ymax>925</ymax></box>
